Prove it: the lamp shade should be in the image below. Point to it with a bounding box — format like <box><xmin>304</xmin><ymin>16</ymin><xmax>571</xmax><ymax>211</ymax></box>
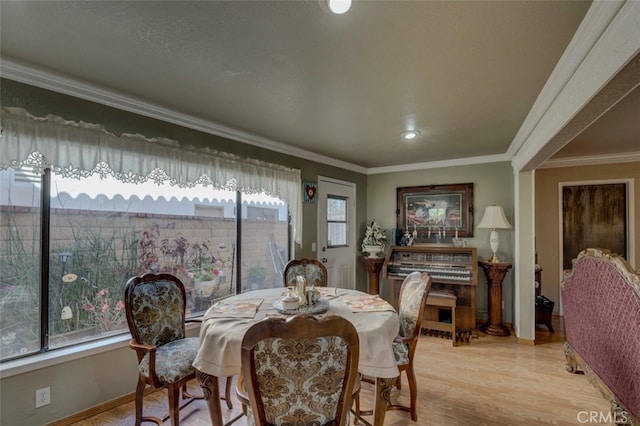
<box><xmin>477</xmin><ymin>205</ymin><xmax>512</xmax><ymax>230</ymax></box>
<box><xmin>478</xmin><ymin>205</ymin><xmax>511</xmax><ymax>262</ymax></box>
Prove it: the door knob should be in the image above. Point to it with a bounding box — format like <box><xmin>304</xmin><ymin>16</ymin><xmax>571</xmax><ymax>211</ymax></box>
<box><xmin>322</xmin><ymin>258</ymin><xmax>328</xmax><ymax>263</ymax></box>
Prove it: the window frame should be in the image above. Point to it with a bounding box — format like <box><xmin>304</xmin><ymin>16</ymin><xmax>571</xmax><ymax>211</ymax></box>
<box><xmin>326</xmin><ymin>195</ymin><xmax>349</xmax><ymax>248</ymax></box>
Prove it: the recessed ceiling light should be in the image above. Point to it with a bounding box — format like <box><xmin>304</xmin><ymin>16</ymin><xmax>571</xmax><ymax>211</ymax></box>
<box><xmin>401</xmin><ymin>130</ymin><xmax>420</xmax><ymax>140</ymax></box>
<box><xmin>327</xmin><ymin>0</ymin><xmax>352</xmax><ymax>14</ymax></box>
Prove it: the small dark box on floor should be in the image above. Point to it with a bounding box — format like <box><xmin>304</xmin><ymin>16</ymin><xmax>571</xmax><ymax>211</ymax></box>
<box><xmin>535</xmin><ymin>295</ymin><xmax>555</xmax><ymax>333</ymax></box>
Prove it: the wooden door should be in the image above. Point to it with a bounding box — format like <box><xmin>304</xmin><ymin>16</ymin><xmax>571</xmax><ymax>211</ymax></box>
<box><xmin>561</xmin><ymin>182</ymin><xmax>627</xmax><ymax>269</ymax></box>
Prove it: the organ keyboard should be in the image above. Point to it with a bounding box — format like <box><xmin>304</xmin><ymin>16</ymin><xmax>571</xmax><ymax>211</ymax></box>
<box><xmin>383</xmin><ymin>245</ymin><xmax>478</xmax><ymax>336</ymax></box>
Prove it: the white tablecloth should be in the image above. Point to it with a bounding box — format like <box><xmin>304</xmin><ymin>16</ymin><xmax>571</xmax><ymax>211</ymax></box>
<box><xmin>193</xmin><ymin>287</ymin><xmax>400</xmax><ymax>379</ymax></box>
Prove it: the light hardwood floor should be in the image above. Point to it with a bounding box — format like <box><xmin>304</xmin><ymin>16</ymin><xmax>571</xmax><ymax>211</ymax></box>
<box><xmin>61</xmin><ymin>318</ymin><xmax>610</xmax><ymax>425</ymax></box>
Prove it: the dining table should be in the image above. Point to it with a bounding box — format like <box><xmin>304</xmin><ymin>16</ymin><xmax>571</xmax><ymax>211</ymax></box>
<box><xmin>192</xmin><ymin>286</ymin><xmax>400</xmax><ymax>426</ymax></box>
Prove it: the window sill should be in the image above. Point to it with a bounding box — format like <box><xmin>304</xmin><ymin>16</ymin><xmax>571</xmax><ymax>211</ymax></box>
<box><xmin>0</xmin><ymin>322</ymin><xmax>201</xmax><ymax>379</ymax></box>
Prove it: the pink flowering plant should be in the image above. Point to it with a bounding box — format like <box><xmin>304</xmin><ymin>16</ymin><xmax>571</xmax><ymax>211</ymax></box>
<box><xmin>188</xmin><ymin>242</ymin><xmax>232</xmax><ymax>283</ymax></box>
<box><xmin>82</xmin><ymin>288</ymin><xmax>126</xmax><ymax>332</ymax></box>
<box><xmin>190</xmin><ymin>259</ymin><xmax>224</xmax><ymax>282</ymax></box>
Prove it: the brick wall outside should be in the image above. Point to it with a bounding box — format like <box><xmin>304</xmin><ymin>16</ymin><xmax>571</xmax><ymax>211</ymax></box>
<box><xmin>1</xmin><ymin>206</ymin><xmax>288</xmax><ymax>291</ymax></box>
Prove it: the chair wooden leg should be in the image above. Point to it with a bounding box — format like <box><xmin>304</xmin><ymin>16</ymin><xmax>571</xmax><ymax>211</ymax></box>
<box><xmin>224</xmin><ymin>376</ymin><xmax>233</xmax><ymax>409</ymax></box>
<box><xmin>180</xmin><ymin>383</ymin><xmax>188</xmax><ymax>400</ymax></box>
<box><xmin>352</xmin><ymin>375</ymin><xmax>376</xmax><ymax>420</ymax></box>
<box><xmin>353</xmin><ymin>389</ymin><xmax>360</xmax><ymax>425</ymax></box>
<box><xmin>451</xmin><ymin>306</ymin><xmax>457</xmax><ymax>346</ymax></box>
<box><xmin>134</xmin><ymin>377</ymin><xmax>146</xmax><ymax>426</ymax></box>
<box><xmin>168</xmin><ymin>384</ymin><xmax>181</xmax><ymax>426</ymax></box>
<box><xmin>406</xmin><ymin>366</ymin><xmax>418</xmax><ymax>421</ymax></box>
<box><xmin>236</xmin><ymin>373</ymin><xmax>249</xmax><ymax>416</ymax></box>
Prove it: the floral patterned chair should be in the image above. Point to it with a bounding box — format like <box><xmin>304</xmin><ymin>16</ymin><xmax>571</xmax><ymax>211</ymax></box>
<box><xmin>238</xmin><ymin>314</ymin><xmax>360</xmax><ymax>426</ymax></box>
<box><xmin>389</xmin><ymin>271</ymin><xmax>432</xmax><ymax>420</ymax></box>
<box><xmin>124</xmin><ymin>273</ymin><xmax>232</xmax><ymax>426</ymax></box>
<box><xmin>283</xmin><ymin>258</ymin><xmax>328</xmax><ymax>287</ymax></box>
<box><xmin>356</xmin><ymin>271</ymin><xmax>431</xmax><ymax>422</ymax></box>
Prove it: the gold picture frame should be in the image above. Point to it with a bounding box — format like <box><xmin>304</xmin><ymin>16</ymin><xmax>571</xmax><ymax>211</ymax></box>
<box><xmin>396</xmin><ymin>183</ymin><xmax>474</xmax><ymax>242</ymax></box>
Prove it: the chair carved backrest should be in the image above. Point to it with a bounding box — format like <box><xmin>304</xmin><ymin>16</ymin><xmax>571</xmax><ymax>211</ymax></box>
<box><xmin>241</xmin><ymin>314</ymin><xmax>359</xmax><ymax>426</ymax></box>
<box><xmin>124</xmin><ymin>273</ymin><xmax>187</xmax><ymax>356</ymax></box>
<box><xmin>397</xmin><ymin>272</ymin><xmax>432</xmax><ymax>361</ymax></box>
<box><xmin>124</xmin><ymin>273</ymin><xmax>212</xmax><ymax>425</ymax></box>
<box><xmin>283</xmin><ymin>258</ymin><xmax>328</xmax><ymax>287</ymax></box>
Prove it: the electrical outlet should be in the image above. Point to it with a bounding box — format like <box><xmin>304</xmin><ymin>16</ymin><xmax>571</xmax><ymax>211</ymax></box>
<box><xmin>35</xmin><ymin>387</ymin><xmax>50</xmax><ymax>408</ymax></box>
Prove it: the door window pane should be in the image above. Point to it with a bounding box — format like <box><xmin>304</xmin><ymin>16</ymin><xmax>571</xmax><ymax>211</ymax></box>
<box><xmin>327</xmin><ymin>196</ymin><xmax>347</xmax><ymax>247</ymax></box>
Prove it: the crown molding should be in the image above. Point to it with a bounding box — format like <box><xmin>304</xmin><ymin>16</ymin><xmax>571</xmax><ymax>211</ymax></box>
<box><xmin>509</xmin><ymin>0</ymin><xmax>640</xmax><ymax>172</ymax></box>
<box><xmin>367</xmin><ymin>153</ymin><xmax>511</xmax><ymax>175</ymax></box>
<box><xmin>3</xmin><ymin>57</ymin><xmax>634</xmax><ymax>178</ymax></box>
<box><xmin>0</xmin><ymin>59</ymin><xmax>368</xmax><ymax>175</ymax></box>
<box><xmin>1</xmin><ymin>59</ymin><xmax>513</xmax><ymax>177</ymax></box>
<box><xmin>538</xmin><ymin>152</ymin><xmax>640</xmax><ymax>169</ymax></box>
<box><xmin>507</xmin><ymin>1</ymin><xmax>625</xmax><ymax>160</ymax></box>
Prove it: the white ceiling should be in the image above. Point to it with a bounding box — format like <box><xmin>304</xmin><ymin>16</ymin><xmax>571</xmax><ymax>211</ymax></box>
<box><xmin>1</xmin><ymin>1</ymin><xmax>638</xmax><ymax>170</ymax></box>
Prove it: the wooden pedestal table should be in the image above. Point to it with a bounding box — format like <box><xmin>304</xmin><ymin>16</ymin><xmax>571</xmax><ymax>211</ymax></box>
<box><xmin>478</xmin><ymin>260</ymin><xmax>512</xmax><ymax>336</ymax></box>
<box><xmin>361</xmin><ymin>255</ymin><xmax>385</xmax><ymax>294</ymax></box>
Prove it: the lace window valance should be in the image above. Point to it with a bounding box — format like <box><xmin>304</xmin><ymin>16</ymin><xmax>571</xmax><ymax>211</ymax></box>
<box><xmin>0</xmin><ymin>107</ymin><xmax>302</xmax><ymax>244</ymax></box>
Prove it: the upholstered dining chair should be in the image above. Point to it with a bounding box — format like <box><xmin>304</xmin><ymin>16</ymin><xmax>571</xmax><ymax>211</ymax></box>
<box><xmin>283</xmin><ymin>258</ymin><xmax>328</xmax><ymax>287</ymax></box>
<box><xmin>388</xmin><ymin>271</ymin><xmax>432</xmax><ymax>421</ymax></box>
<box><xmin>237</xmin><ymin>314</ymin><xmax>360</xmax><ymax>426</ymax></box>
<box><xmin>354</xmin><ymin>271</ymin><xmax>431</xmax><ymax>422</ymax></box>
<box><xmin>124</xmin><ymin>273</ymin><xmax>232</xmax><ymax>426</ymax></box>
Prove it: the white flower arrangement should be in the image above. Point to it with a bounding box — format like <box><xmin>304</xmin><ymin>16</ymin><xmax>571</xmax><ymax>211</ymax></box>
<box><xmin>361</xmin><ymin>219</ymin><xmax>387</xmax><ymax>249</ymax></box>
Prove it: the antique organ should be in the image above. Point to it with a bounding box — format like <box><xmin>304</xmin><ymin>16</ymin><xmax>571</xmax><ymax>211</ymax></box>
<box><xmin>383</xmin><ymin>245</ymin><xmax>478</xmax><ymax>340</ymax></box>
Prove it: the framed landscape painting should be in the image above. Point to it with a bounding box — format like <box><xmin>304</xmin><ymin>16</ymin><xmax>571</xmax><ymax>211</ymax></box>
<box><xmin>396</xmin><ymin>183</ymin><xmax>474</xmax><ymax>242</ymax></box>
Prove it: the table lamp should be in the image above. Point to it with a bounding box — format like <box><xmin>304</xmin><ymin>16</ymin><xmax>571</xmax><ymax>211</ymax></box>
<box><xmin>477</xmin><ymin>205</ymin><xmax>512</xmax><ymax>263</ymax></box>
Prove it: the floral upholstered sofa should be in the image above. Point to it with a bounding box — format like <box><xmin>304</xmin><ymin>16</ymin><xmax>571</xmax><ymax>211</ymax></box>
<box><xmin>561</xmin><ymin>248</ymin><xmax>639</xmax><ymax>425</ymax></box>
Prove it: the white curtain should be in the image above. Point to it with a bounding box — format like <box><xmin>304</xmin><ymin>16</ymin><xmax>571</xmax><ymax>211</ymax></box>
<box><xmin>0</xmin><ymin>107</ymin><xmax>302</xmax><ymax>244</ymax></box>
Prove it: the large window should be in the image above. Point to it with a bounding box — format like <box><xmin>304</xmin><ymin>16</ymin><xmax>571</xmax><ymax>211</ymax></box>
<box><xmin>240</xmin><ymin>194</ymin><xmax>289</xmax><ymax>292</ymax></box>
<box><xmin>1</xmin><ymin>107</ymin><xmax>300</xmax><ymax>362</ymax></box>
<box><xmin>0</xmin><ymin>166</ymin><xmax>289</xmax><ymax>361</ymax></box>
<box><xmin>0</xmin><ymin>168</ymin><xmax>41</xmax><ymax>358</ymax></box>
